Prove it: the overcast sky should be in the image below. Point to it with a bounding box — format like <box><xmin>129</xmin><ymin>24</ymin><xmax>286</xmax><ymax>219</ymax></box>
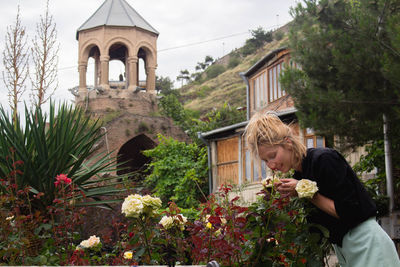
<box><xmin>0</xmin><ymin>0</ymin><xmax>298</xmax><ymax>111</ymax></box>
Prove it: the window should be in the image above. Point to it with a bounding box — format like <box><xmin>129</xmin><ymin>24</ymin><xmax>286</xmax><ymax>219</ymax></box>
<box><xmin>268</xmin><ymin>61</ymin><xmax>285</xmax><ymax>103</ymax></box>
<box><xmin>253</xmin><ymin>72</ymin><xmax>267</xmax><ymax>109</ymax></box>
<box><xmin>242</xmin><ymin>137</ymin><xmax>269</xmax><ymax>183</ymax></box>
<box><xmin>304</xmin><ymin>128</ymin><xmax>325</xmax><ymax>148</ymax></box>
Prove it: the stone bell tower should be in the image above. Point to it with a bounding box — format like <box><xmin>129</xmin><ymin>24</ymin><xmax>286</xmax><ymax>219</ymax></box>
<box><xmin>76</xmin><ymin>0</ymin><xmax>158</xmax><ymax>101</ymax></box>
<box><xmin>73</xmin><ymin>0</ymin><xmax>190</xmax><ymax>179</ymax></box>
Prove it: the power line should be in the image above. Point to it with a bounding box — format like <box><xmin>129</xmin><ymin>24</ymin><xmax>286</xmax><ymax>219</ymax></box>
<box><xmin>33</xmin><ymin>24</ymin><xmax>284</xmax><ymax>72</ymax></box>
<box><xmin>157</xmin><ymin>31</ymin><xmax>249</xmax><ymax>52</ymax></box>
<box><xmin>55</xmin><ymin>31</ymin><xmax>252</xmax><ymax>71</ymax></box>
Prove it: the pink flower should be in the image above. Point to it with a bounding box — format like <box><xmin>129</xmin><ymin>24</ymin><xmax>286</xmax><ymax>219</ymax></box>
<box><xmin>54</xmin><ymin>174</ymin><xmax>72</xmax><ymax>187</ymax></box>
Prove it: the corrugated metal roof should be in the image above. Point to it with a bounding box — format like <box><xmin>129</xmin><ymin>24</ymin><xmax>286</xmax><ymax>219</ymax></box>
<box><xmin>76</xmin><ymin>0</ymin><xmax>158</xmax><ymax>39</ymax></box>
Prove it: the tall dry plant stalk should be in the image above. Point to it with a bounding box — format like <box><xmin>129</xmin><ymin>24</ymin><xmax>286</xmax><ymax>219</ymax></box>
<box><xmin>2</xmin><ymin>6</ymin><xmax>29</xmax><ymax>125</ymax></box>
<box><xmin>30</xmin><ymin>0</ymin><xmax>59</xmax><ymax>107</ymax></box>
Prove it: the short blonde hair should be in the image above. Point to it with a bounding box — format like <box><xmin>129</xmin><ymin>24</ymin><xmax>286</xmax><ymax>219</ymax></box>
<box><xmin>245</xmin><ymin>111</ymin><xmax>306</xmax><ymax>169</ymax></box>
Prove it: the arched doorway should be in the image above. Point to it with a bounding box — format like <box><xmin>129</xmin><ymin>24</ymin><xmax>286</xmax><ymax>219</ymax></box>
<box><xmin>117</xmin><ymin>134</ymin><xmax>156</xmax><ymax>180</ymax></box>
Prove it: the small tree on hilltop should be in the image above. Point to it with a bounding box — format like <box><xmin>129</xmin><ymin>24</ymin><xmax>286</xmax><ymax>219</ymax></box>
<box><xmin>176</xmin><ymin>69</ymin><xmax>190</xmax><ymax>87</ymax></box>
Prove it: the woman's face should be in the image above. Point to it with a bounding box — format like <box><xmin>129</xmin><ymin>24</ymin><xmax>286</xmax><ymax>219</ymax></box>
<box><xmin>258</xmin><ymin>144</ymin><xmax>294</xmax><ymax>173</ymax></box>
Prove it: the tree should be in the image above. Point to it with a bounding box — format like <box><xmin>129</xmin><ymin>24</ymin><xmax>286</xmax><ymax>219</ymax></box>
<box><xmin>176</xmin><ymin>69</ymin><xmax>191</xmax><ymax>87</ymax></box>
<box><xmin>241</xmin><ymin>27</ymin><xmax>273</xmax><ymax>56</ymax></box>
<box><xmin>30</xmin><ymin>0</ymin><xmax>59</xmax><ymax>107</ymax></box>
<box><xmin>195</xmin><ymin>55</ymin><xmax>214</xmax><ymax>72</ymax></box>
<box><xmin>281</xmin><ymin>0</ymin><xmax>400</xmax><ymax>150</ymax></box>
<box><xmin>155</xmin><ymin>75</ymin><xmax>174</xmax><ymax>94</ymax></box>
<box><xmin>2</xmin><ymin>6</ymin><xmax>29</xmax><ymax>124</ymax></box>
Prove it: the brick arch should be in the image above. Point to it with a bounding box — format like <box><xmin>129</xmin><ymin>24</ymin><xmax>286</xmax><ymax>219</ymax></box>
<box><xmin>134</xmin><ymin>41</ymin><xmax>157</xmax><ymax>67</ymax></box>
<box><xmin>79</xmin><ymin>39</ymin><xmax>102</xmax><ymax>63</ymax></box>
<box><xmin>117</xmin><ymin>134</ymin><xmax>157</xmax><ymax>178</ymax></box>
<box><xmin>104</xmin><ymin>37</ymin><xmax>133</xmax><ymax>57</ymax></box>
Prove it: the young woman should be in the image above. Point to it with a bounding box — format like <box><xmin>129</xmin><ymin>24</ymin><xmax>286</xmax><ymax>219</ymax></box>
<box><xmin>245</xmin><ymin>111</ymin><xmax>400</xmax><ymax>267</ymax></box>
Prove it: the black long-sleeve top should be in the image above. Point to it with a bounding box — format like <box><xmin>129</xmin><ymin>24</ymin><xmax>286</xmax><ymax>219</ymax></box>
<box><xmin>293</xmin><ymin>148</ymin><xmax>377</xmax><ymax>246</ymax></box>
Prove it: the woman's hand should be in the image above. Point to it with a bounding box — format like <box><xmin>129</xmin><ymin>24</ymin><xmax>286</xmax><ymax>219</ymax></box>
<box><xmin>276</xmin><ymin>178</ymin><xmax>298</xmax><ymax>197</ymax></box>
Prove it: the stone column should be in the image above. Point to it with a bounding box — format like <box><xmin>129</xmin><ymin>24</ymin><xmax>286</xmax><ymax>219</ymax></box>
<box><xmin>99</xmin><ymin>55</ymin><xmax>110</xmax><ymax>90</ymax></box>
<box><xmin>127</xmin><ymin>56</ymin><xmax>138</xmax><ymax>91</ymax></box>
<box><xmin>78</xmin><ymin>62</ymin><xmax>87</xmax><ymax>94</ymax></box>
<box><xmin>94</xmin><ymin>55</ymin><xmax>100</xmax><ymax>88</ymax></box>
<box><xmin>146</xmin><ymin>66</ymin><xmax>156</xmax><ymax>94</ymax></box>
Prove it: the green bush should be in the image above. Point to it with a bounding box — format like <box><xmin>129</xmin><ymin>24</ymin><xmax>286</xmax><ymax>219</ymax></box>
<box><xmin>205</xmin><ymin>64</ymin><xmax>226</xmax><ymax>79</ymax></box>
<box><xmin>143</xmin><ymin>134</ymin><xmax>208</xmax><ymax>209</ymax></box>
<box><xmin>228</xmin><ymin>56</ymin><xmax>241</xmax><ymax>69</ymax></box>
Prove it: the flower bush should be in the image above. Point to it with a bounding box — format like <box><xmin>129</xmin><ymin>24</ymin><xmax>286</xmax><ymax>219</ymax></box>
<box><xmin>246</xmin><ymin>181</ymin><xmax>330</xmax><ymax>266</ymax></box>
<box><xmin>1</xmin><ymin>168</ymin><xmax>332</xmax><ymax>266</ymax></box>
<box><xmin>189</xmin><ymin>185</ymin><xmax>250</xmax><ymax>266</ymax></box>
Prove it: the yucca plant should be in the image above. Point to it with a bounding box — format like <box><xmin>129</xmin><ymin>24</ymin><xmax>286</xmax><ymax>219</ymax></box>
<box><xmin>0</xmin><ymin>101</ymin><xmax>127</xmax><ymax>211</ymax></box>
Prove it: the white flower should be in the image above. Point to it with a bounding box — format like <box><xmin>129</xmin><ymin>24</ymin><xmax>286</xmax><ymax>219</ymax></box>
<box><xmin>121</xmin><ymin>194</ymin><xmax>144</xmax><ymax>218</ymax></box>
<box><xmin>123</xmin><ymin>251</ymin><xmax>133</xmax><ymax>259</ymax></box>
<box><xmin>160</xmin><ymin>215</ymin><xmax>174</xmax><ymax>229</ymax></box>
<box><xmin>262</xmin><ymin>176</ymin><xmax>282</xmax><ymax>188</ymax></box>
<box><xmin>159</xmin><ymin>214</ymin><xmax>187</xmax><ymax>231</ymax></box>
<box><xmin>295</xmin><ymin>179</ymin><xmax>318</xmax><ymax>198</ymax></box>
<box><xmin>79</xmin><ymin>235</ymin><xmax>101</xmax><ymax>248</ymax></box>
<box><xmin>141</xmin><ymin>195</ymin><xmax>162</xmax><ymax>215</ymax></box>
<box><xmin>141</xmin><ymin>195</ymin><xmax>162</xmax><ymax>208</ymax></box>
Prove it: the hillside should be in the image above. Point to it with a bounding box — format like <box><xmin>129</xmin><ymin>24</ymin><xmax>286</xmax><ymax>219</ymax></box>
<box><xmin>179</xmin><ymin>27</ymin><xmax>289</xmax><ymax>116</ymax></box>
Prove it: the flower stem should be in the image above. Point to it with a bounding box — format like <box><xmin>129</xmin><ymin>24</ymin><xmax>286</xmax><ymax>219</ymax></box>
<box><xmin>139</xmin><ymin>217</ymin><xmax>152</xmax><ymax>263</ymax></box>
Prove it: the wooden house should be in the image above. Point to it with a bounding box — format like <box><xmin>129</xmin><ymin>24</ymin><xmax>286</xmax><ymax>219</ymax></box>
<box><xmin>199</xmin><ymin>47</ymin><xmax>325</xmax><ymax>202</ymax></box>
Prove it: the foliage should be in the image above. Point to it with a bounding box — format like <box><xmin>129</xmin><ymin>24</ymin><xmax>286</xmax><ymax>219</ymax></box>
<box><xmin>246</xmin><ymin>183</ymin><xmax>331</xmax><ymax>266</ymax></box>
<box><xmin>158</xmin><ymin>92</ymin><xmax>189</xmax><ymax>128</ymax></box>
<box><xmin>0</xmin><ymin>102</ymin><xmax>126</xmax><ymax>212</ymax></box>
<box><xmin>176</xmin><ymin>69</ymin><xmax>191</xmax><ymax>87</ymax></box>
<box><xmin>158</xmin><ymin>91</ymin><xmax>246</xmax><ymax>144</ymax></box>
<box><xmin>0</xmin><ymin>171</ymin><xmax>83</xmax><ymax>265</ymax></box>
<box><xmin>143</xmin><ymin>134</ymin><xmax>208</xmax><ymax>209</ymax></box>
<box><xmin>189</xmin><ymin>185</ymin><xmax>250</xmax><ymax>266</ymax></box>
<box><xmin>156</xmin><ymin>75</ymin><xmax>174</xmax><ymax>94</ymax></box>
<box><xmin>186</xmin><ymin>102</ymin><xmax>246</xmax><ymax>143</ymax></box>
<box><xmin>121</xmin><ymin>197</ymin><xmax>191</xmax><ymax>265</ymax></box>
<box><xmin>195</xmin><ymin>55</ymin><xmax>214</xmax><ymax>71</ymax></box>
<box><xmin>353</xmin><ymin>141</ymin><xmax>391</xmax><ymax>216</ymax></box>
<box><xmin>228</xmin><ymin>55</ymin><xmax>241</xmax><ymax>69</ymax></box>
<box><xmin>205</xmin><ymin>64</ymin><xmax>226</xmax><ymax>79</ymax></box>
<box><xmin>241</xmin><ymin>27</ymin><xmax>273</xmax><ymax>56</ymax></box>
<box><xmin>281</xmin><ymin>0</ymin><xmax>400</xmax><ymax>151</ymax></box>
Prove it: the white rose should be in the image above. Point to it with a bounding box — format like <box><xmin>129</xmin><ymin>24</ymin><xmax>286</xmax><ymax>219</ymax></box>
<box><xmin>159</xmin><ymin>215</ymin><xmax>174</xmax><ymax>229</ymax></box>
<box><xmin>121</xmin><ymin>194</ymin><xmax>144</xmax><ymax>218</ymax></box>
<box><xmin>295</xmin><ymin>179</ymin><xmax>318</xmax><ymax>198</ymax></box>
<box><xmin>141</xmin><ymin>195</ymin><xmax>162</xmax><ymax>209</ymax></box>
<box><xmin>79</xmin><ymin>235</ymin><xmax>101</xmax><ymax>248</ymax></box>
<box><xmin>87</xmin><ymin>235</ymin><xmax>100</xmax><ymax>247</ymax></box>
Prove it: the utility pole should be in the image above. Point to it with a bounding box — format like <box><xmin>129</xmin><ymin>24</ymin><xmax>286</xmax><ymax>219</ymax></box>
<box><xmin>383</xmin><ymin>113</ymin><xmax>394</xmax><ymax>212</ymax></box>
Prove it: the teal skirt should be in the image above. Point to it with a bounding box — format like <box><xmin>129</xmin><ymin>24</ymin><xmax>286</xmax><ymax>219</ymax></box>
<box><xmin>333</xmin><ymin>217</ymin><xmax>400</xmax><ymax>267</ymax></box>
